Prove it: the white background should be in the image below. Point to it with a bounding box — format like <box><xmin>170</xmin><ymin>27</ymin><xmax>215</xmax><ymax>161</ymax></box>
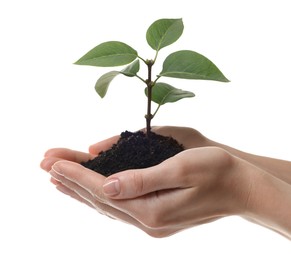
<box><xmin>1</xmin><ymin>0</ymin><xmax>290</xmax><ymax>258</ymax></box>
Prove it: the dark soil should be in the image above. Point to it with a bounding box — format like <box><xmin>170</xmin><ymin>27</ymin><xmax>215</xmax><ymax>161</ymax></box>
<box><xmin>81</xmin><ymin>130</ymin><xmax>184</xmax><ymax>176</ymax></box>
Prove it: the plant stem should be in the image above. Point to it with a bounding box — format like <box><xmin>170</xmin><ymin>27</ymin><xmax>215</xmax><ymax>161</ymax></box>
<box><xmin>145</xmin><ymin>60</ymin><xmax>154</xmax><ymax>136</ymax></box>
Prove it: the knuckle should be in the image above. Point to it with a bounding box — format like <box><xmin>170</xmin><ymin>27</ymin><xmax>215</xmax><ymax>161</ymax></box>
<box><xmin>127</xmin><ymin>170</ymin><xmax>145</xmax><ymax>195</ymax></box>
<box><xmin>140</xmin><ymin>206</ymin><xmax>167</xmax><ymax>230</ymax></box>
<box><xmin>144</xmin><ymin>216</ymin><xmax>161</xmax><ymax>229</ymax></box>
<box><xmin>92</xmin><ymin>185</ymin><xmax>106</xmax><ymax>203</ymax></box>
<box><xmin>141</xmin><ymin>213</ymin><xmax>175</xmax><ymax>238</ymax></box>
<box><xmin>94</xmin><ymin>201</ymin><xmax>110</xmax><ymax>215</ymax></box>
<box><xmin>210</xmin><ymin>147</ymin><xmax>235</xmax><ymax>170</ymax></box>
<box><xmin>145</xmin><ymin>229</ymin><xmax>170</xmax><ymax>238</ymax></box>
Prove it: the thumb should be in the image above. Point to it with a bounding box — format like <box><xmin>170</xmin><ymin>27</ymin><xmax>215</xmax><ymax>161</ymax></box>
<box><xmin>102</xmin><ymin>156</ymin><xmax>183</xmax><ymax>199</ymax></box>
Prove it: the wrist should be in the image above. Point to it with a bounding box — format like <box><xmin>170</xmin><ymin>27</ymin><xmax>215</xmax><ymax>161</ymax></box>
<box><xmin>240</xmin><ymin>166</ymin><xmax>291</xmax><ymax>239</ymax></box>
<box><xmin>217</xmin><ymin>156</ymin><xmax>255</xmax><ymax>216</ymax></box>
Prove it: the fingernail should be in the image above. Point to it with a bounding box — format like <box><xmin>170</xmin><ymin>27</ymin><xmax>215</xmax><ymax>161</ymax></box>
<box><xmin>103</xmin><ymin>179</ymin><xmax>120</xmax><ymax>196</ymax></box>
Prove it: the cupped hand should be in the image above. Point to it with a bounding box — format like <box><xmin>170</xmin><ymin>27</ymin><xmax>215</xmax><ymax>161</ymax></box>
<box><xmin>100</xmin><ymin>147</ymin><xmax>251</xmax><ymax>236</ymax></box>
<box><xmin>42</xmin><ymin>145</ymin><xmax>251</xmax><ymax>238</ymax></box>
<box><xmin>40</xmin><ymin>126</ymin><xmax>291</xmax><ymax>239</ymax></box>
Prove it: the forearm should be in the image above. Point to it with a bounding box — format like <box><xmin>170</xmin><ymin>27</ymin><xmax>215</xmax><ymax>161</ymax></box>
<box><xmin>209</xmin><ymin>140</ymin><xmax>291</xmax><ymax>184</ymax></box>
<box><xmin>242</xmin><ymin>168</ymin><xmax>291</xmax><ymax>239</ymax></box>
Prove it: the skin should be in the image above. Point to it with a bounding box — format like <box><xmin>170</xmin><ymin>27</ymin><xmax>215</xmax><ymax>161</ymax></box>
<box><xmin>40</xmin><ymin>126</ymin><xmax>291</xmax><ymax>239</ymax></box>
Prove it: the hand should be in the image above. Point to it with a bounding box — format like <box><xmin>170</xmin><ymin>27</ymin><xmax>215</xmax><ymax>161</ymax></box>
<box><xmin>41</xmin><ymin>145</ymin><xmax>251</xmax><ymax>237</ymax></box>
<box><xmin>40</xmin><ymin>126</ymin><xmax>291</xmax><ymax>239</ymax></box>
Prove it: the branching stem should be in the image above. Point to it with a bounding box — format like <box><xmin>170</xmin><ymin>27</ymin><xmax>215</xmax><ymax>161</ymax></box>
<box><xmin>145</xmin><ymin>60</ymin><xmax>154</xmax><ymax>136</ymax></box>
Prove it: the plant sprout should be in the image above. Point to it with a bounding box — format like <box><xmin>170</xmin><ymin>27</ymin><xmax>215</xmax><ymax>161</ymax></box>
<box><xmin>75</xmin><ymin>18</ymin><xmax>229</xmax><ymax>135</ymax></box>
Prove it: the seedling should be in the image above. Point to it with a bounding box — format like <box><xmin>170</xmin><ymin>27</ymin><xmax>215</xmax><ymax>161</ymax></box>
<box><xmin>75</xmin><ymin>18</ymin><xmax>229</xmax><ymax>135</ymax></box>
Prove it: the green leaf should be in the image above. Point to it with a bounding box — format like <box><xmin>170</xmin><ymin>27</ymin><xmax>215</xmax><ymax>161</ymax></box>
<box><xmin>146</xmin><ymin>18</ymin><xmax>184</xmax><ymax>51</ymax></box>
<box><xmin>95</xmin><ymin>60</ymin><xmax>140</xmax><ymax>98</ymax></box>
<box><xmin>121</xmin><ymin>59</ymin><xmax>140</xmax><ymax>77</ymax></box>
<box><xmin>95</xmin><ymin>71</ymin><xmax>120</xmax><ymax>98</ymax></box>
<box><xmin>146</xmin><ymin>82</ymin><xmax>195</xmax><ymax>105</ymax></box>
<box><xmin>75</xmin><ymin>41</ymin><xmax>138</xmax><ymax>67</ymax></box>
<box><xmin>159</xmin><ymin>50</ymin><xmax>230</xmax><ymax>82</ymax></box>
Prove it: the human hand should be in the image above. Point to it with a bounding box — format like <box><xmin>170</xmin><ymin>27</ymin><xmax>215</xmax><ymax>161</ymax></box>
<box><xmin>42</xmin><ymin>146</ymin><xmax>251</xmax><ymax>237</ymax></box>
<box><xmin>41</xmin><ymin>126</ymin><xmax>210</xmax><ymax>175</ymax></box>
<box><xmin>40</xmin><ymin>148</ymin><xmax>103</xmax><ymax>209</ymax></box>
<box><xmin>40</xmin><ymin>126</ymin><xmax>211</xmax><ymax>219</ymax></box>
<box><xmin>41</xmin><ymin>125</ymin><xmax>291</xmax><ymax>239</ymax></box>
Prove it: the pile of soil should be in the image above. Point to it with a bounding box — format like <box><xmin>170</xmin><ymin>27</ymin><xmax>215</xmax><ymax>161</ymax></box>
<box><xmin>81</xmin><ymin>130</ymin><xmax>184</xmax><ymax>176</ymax></box>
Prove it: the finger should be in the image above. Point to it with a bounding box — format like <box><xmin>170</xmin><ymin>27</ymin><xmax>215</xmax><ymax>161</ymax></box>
<box><xmin>89</xmin><ymin>135</ymin><xmax>119</xmax><ymax>155</ymax></box>
<box><xmin>50</xmin><ymin>176</ymin><xmax>60</xmax><ymax>185</ymax></box>
<box><xmin>50</xmin><ymin>166</ymin><xmax>163</xmax><ymax>234</ymax></box>
<box><xmin>49</xmin><ymin>170</ymin><xmax>98</xmax><ymax>208</ymax></box>
<box><xmin>40</xmin><ymin>148</ymin><xmax>95</xmax><ymax>171</ymax></box>
<box><xmin>51</xmin><ymin>160</ymin><xmax>107</xmax><ymax>202</ymax></box>
<box><xmin>54</xmin><ymin>179</ymin><xmax>196</xmax><ymax>238</ymax></box>
<box><xmin>102</xmin><ymin>151</ymin><xmax>191</xmax><ymax>199</ymax></box>
<box><xmin>50</xmin><ymin>160</ymin><xmax>182</xmax><ymax>237</ymax></box>
<box><xmin>99</xmin><ymin>198</ymin><xmax>184</xmax><ymax>238</ymax></box>
<box><xmin>49</xmin><ymin>166</ymin><xmax>96</xmax><ymax>203</ymax></box>
<box><xmin>41</xmin><ymin>156</ymin><xmax>62</xmax><ymax>172</ymax></box>
<box><xmin>55</xmin><ymin>183</ymin><xmax>95</xmax><ymax>209</ymax></box>
<box><xmin>151</xmin><ymin>126</ymin><xmax>204</xmax><ymax>149</ymax></box>
<box><xmin>44</xmin><ymin>148</ymin><xmax>94</xmax><ymax>162</ymax></box>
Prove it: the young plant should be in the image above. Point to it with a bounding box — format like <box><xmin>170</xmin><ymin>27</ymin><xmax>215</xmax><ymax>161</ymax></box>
<box><xmin>75</xmin><ymin>18</ymin><xmax>229</xmax><ymax>135</ymax></box>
